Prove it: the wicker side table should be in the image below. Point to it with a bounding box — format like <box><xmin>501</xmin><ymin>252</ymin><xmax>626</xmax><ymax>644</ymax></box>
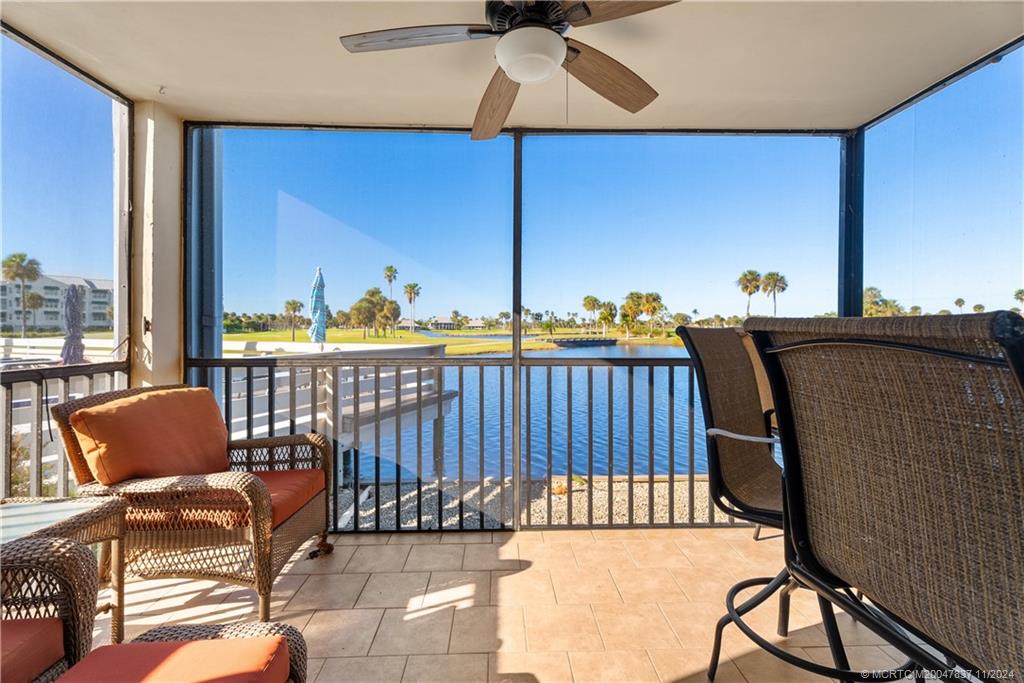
<box><xmin>1</xmin><ymin>496</ymin><xmax>126</xmax><ymax>643</ymax></box>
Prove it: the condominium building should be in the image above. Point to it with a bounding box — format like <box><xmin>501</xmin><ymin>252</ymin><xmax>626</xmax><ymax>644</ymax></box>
<box><xmin>0</xmin><ymin>274</ymin><xmax>114</xmax><ymax>332</ymax></box>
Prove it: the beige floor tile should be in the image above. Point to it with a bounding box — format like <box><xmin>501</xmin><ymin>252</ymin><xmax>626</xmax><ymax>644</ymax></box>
<box><xmin>489</xmin><ymin>652</ymin><xmax>573</xmax><ymax>683</ymax></box>
<box><xmin>647</xmin><ymin>648</ymin><xmax>747</xmax><ymax>683</ymax></box>
<box><xmin>423</xmin><ymin>571</ymin><xmax>491</xmax><ymax>610</ymax></box>
<box><xmin>610</xmin><ymin>567</ymin><xmax>687</xmax><ymax>603</ymax></box>
<box><xmin>829</xmin><ymin>611</ymin><xmax>890</xmax><ymax>646</ymax></box>
<box><xmin>491</xmin><ymin>569</ymin><xmax>555</xmax><ymax>606</ymax></box>
<box><xmin>623</xmin><ymin>540</ymin><xmax>695</xmax><ymax>569</ymax></box>
<box><xmin>346</xmin><ymin>545</ymin><xmax>413</xmax><ymax>573</ymax></box>
<box><xmin>592</xmin><ymin>603</ymin><xmax>680</xmax><ymax>649</ymax></box>
<box><xmin>285</xmin><ymin>544</ymin><xmax>356</xmax><ymax>574</ymax></box>
<box><xmin>402</xmin><ymin>654</ymin><xmax>488</xmax><ymax>682</ymax></box>
<box><xmin>731</xmin><ymin>645</ymin><xmax>831</xmax><ymax>681</ymax></box>
<box><xmin>356</xmin><ymin>572</ymin><xmax>430</xmax><ymax>609</ymax></box>
<box><xmin>658</xmin><ymin>601</ymin><xmax>727</xmax><ymax>651</ymax></box>
<box><xmin>673</xmin><ymin>538</ymin><xmax>752</xmax><ymax>569</ymax></box>
<box><xmin>516</xmin><ymin>541</ymin><xmax>575</xmax><ymax>570</ymax></box>
<box><xmin>549</xmin><ymin>567</ymin><xmax>622</xmax><ymax>604</ymax></box>
<box><xmin>287</xmin><ymin>573</ymin><xmax>369</xmax><ymax>610</ymax></box>
<box><xmin>568</xmin><ymin>650</ymin><xmax>659</xmax><ymax>682</ymax></box>
<box><xmin>524</xmin><ymin>604</ymin><xmax>603</xmax><ymax>652</ymax></box>
<box><xmin>803</xmin><ymin>644</ymin><xmax>902</xmax><ymax>671</ymax></box>
<box><xmin>442</xmin><ymin>531</ymin><xmax>492</xmax><ymax>544</ymax></box>
<box><xmin>370</xmin><ymin>606</ymin><xmax>455</xmax><ymax>656</ymax></box>
<box><xmin>492</xmin><ymin>530</ymin><xmax>545</xmax><ymax>545</ymax></box>
<box><xmin>331</xmin><ymin>533</ymin><xmax>391</xmax><ymax>545</ymax></box>
<box><xmin>389</xmin><ymin>532</ymin><xmax>442</xmax><ymax>545</ymax></box>
<box><xmin>404</xmin><ymin>544</ymin><xmax>465</xmax><ymax>572</ymax></box>
<box><xmin>307</xmin><ymin>658</ymin><xmax>326</xmax><ymax>682</ymax></box>
<box><xmin>542</xmin><ymin>529</ymin><xmax>594</xmax><ymax>543</ymax></box>
<box><xmin>316</xmin><ymin>656</ymin><xmax>407</xmax><ymax>682</ymax></box>
<box><xmin>571</xmin><ymin>541</ymin><xmax>638</xmax><ymax>570</ymax></box>
<box><xmin>668</xmin><ymin>566</ymin><xmax>744</xmax><ymax>601</ymax></box>
<box><xmin>449</xmin><ymin>605</ymin><xmax>527</xmax><ymax>653</ymax></box>
<box><xmin>641</xmin><ymin>528</ymin><xmax>697</xmax><ymax>542</ymax></box>
<box><xmin>463</xmin><ymin>543</ymin><xmax>520</xmax><ymax>570</ymax></box>
<box><xmin>302</xmin><ymin>609</ymin><xmax>384</xmax><ymax>659</ymax></box>
<box><xmin>217</xmin><ymin>574</ymin><xmax>310</xmax><ymax>621</ymax></box>
<box><xmin>590</xmin><ymin>528</ymin><xmax>646</xmax><ymax>540</ymax></box>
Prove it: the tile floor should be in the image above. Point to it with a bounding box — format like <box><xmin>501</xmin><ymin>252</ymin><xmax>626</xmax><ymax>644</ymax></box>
<box><xmin>92</xmin><ymin>527</ymin><xmax>901</xmax><ymax>682</ymax></box>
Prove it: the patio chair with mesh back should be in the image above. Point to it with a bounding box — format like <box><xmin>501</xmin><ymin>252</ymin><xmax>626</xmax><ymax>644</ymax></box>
<box><xmin>676</xmin><ymin>327</ymin><xmax>815</xmax><ymax>654</ymax></box>
<box><xmin>50</xmin><ymin>385</ymin><xmax>334</xmax><ymax>622</ymax></box>
<box><xmin>743</xmin><ymin>312</ymin><xmax>1024</xmax><ymax>679</ymax></box>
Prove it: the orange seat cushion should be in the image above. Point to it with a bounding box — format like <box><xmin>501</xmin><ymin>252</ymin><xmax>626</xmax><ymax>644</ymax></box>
<box><xmin>254</xmin><ymin>469</ymin><xmax>326</xmax><ymax>528</ymax></box>
<box><xmin>59</xmin><ymin>636</ymin><xmax>290</xmax><ymax>683</ymax></box>
<box><xmin>1</xmin><ymin>618</ymin><xmax>65</xmax><ymax>683</ymax></box>
<box><xmin>69</xmin><ymin>388</ymin><xmax>229</xmax><ymax>485</ymax></box>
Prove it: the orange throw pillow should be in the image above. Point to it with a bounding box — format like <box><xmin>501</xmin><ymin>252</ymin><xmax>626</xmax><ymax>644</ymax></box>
<box><xmin>70</xmin><ymin>388</ymin><xmax>229</xmax><ymax>485</ymax></box>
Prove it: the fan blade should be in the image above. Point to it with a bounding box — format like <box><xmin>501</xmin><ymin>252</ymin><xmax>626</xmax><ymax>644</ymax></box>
<box><xmin>471</xmin><ymin>68</ymin><xmax>520</xmax><ymax>140</ymax></box>
<box><xmin>340</xmin><ymin>25</ymin><xmax>496</xmax><ymax>53</ymax></box>
<box><xmin>560</xmin><ymin>1</ymin><xmax>677</xmax><ymax>27</ymax></box>
<box><xmin>563</xmin><ymin>39</ymin><xmax>657</xmax><ymax>113</ymax></box>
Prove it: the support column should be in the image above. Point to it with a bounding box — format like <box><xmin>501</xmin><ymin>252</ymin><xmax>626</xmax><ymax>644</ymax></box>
<box><xmin>838</xmin><ymin>128</ymin><xmax>865</xmax><ymax>317</ymax></box>
<box><xmin>130</xmin><ymin>101</ymin><xmax>184</xmax><ymax>385</ymax></box>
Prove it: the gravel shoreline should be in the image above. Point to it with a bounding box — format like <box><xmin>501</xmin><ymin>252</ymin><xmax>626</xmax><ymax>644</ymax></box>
<box><xmin>334</xmin><ymin>476</ymin><xmax>724</xmax><ymax>531</ymax></box>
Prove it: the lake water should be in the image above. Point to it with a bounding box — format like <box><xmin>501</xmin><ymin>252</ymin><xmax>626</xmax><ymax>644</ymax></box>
<box><xmin>352</xmin><ymin>343</ymin><xmax>716</xmax><ymax>483</ymax></box>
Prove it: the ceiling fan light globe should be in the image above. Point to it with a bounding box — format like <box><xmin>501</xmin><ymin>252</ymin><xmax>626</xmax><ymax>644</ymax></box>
<box><xmin>494</xmin><ymin>27</ymin><xmax>567</xmax><ymax>84</ymax></box>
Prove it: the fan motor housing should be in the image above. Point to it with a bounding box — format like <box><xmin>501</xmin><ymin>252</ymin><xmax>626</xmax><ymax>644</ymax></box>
<box><xmin>485</xmin><ymin>1</ymin><xmax>569</xmax><ymax>34</ymax></box>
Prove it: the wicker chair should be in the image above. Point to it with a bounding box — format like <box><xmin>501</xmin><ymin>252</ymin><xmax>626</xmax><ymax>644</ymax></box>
<box><xmin>744</xmin><ymin>312</ymin><xmax>1024</xmax><ymax>678</ymax></box>
<box><xmin>1</xmin><ymin>536</ymin><xmax>308</xmax><ymax>682</ymax></box>
<box><xmin>50</xmin><ymin>385</ymin><xmax>334</xmax><ymax>621</ymax></box>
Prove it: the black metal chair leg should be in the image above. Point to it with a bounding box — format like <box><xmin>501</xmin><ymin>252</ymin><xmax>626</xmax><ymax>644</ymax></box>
<box><xmin>708</xmin><ymin>569</ymin><xmax>790</xmax><ymax>680</ymax></box>
<box><xmin>818</xmin><ymin>595</ymin><xmax>851</xmax><ymax>671</ymax></box>
<box><xmin>777</xmin><ymin>578</ymin><xmax>799</xmax><ymax>637</ymax></box>
<box><xmin>707</xmin><ymin>612</ymin><xmax>733</xmax><ymax>681</ymax></box>
<box><xmin>753</xmin><ymin>524</ymin><xmax>762</xmax><ymax>541</ymax></box>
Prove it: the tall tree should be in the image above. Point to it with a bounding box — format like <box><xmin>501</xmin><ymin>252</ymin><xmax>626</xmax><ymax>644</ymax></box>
<box><xmin>403</xmin><ymin>283</ymin><xmax>421</xmax><ymax>331</ymax></box>
<box><xmin>383</xmin><ymin>265</ymin><xmax>398</xmax><ymax>301</ymax></box>
<box><xmin>736</xmin><ymin>270</ymin><xmax>762</xmax><ymax>317</ymax></box>
<box><xmin>640</xmin><ymin>292</ymin><xmax>663</xmax><ymax>337</ymax></box>
<box><xmin>582</xmin><ymin>295</ymin><xmax>599</xmax><ymax>332</ymax></box>
<box><xmin>973</xmin><ymin>304</ymin><xmax>985</xmax><ymax>314</ymax></box>
<box><xmin>598</xmin><ymin>301</ymin><xmax>617</xmax><ymax>336</ymax></box>
<box><xmin>2</xmin><ymin>253</ymin><xmax>42</xmax><ymax>338</ymax></box>
<box><xmin>954</xmin><ymin>298</ymin><xmax>965</xmax><ymax>314</ymax></box>
<box><xmin>620</xmin><ymin>291</ymin><xmax>644</xmax><ymax>339</ymax></box>
<box><xmin>382</xmin><ymin>299</ymin><xmax>401</xmax><ymax>337</ymax></box>
<box><xmin>760</xmin><ymin>272</ymin><xmax>788</xmax><ymax>316</ymax></box>
<box><xmin>283</xmin><ymin>299</ymin><xmax>304</xmax><ymax>341</ymax></box>
<box><xmin>23</xmin><ymin>292</ymin><xmax>44</xmax><ymax>330</ymax></box>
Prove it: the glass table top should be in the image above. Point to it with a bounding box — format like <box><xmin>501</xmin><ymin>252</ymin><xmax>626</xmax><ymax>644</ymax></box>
<box><xmin>0</xmin><ymin>499</ymin><xmax>111</xmax><ymax>544</ymax></box>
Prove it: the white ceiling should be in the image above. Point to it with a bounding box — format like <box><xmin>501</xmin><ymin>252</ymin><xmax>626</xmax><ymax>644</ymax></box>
<box><xmin>3</xmin><ymin>1</ymin><xmax>1022</xmax><ymax>130</ymax></box>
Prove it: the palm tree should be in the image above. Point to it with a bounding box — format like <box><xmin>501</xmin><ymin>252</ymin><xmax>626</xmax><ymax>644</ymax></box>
<box><xmin>582</xmin><ymin>295</ymin><xmax>599</xmax><ymax>333</ymax></box>
<box><xmin>2</xmin><ymin>253</ymin><xmax>42</xmax><ymax>338</ymax></box>
<box><xmin>760</xmin><ymin>272</ymin><xmax>788</xmax><ymax>316</ymax></box>
<box><xmin>23</xmin><ymin>292</ymin><xmax>44</xmax><ymax>330</ymax></box>
<box><xmin>620</xmin><ymin>292</ymin><xmax>644</xmax><ymax>339</ymax></box>
<box><xmin>283</xmin><ymin>299</ymin><xmax>304</xmax><ymax>341</ymax></box>
<box><xmin>383</xmin><ymin>265</ymin><xmax>398</xmax><ymax>301</ymax></box>
<box><xmin>973</xmin><ymin>304</ymin><xmax>985</xmax><ymax>314</ymax></box>
<box><xmin>640</xmin><ymin>292</ymin><xmax>663</xmax><ymax>337</ymax></box>
<box><xmin>954</xmin><ymin>298</ymin><xmax>965</xmax><ymax>314</ymax></box>
<box><xmin>403</xmin><ymin>283</ymin><xmax>421</xmax><ymax>331</ymax></box>
<box><xmin>736</xmin><ymin>270</ymin><xmax>762</xmax><ymax>317</ymax></box>
<box><xmin>1014</xmin><ymin>289</ymin><xmax>1024</xmax><ymax>308</ymax></box>
<box><xmin>597</xmin><ymin>301</ymin><xmax>617</xmax><ymax>336</ymax></box>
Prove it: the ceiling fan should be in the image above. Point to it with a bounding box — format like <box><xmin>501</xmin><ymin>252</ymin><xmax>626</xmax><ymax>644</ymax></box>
<box><xmin>339</xmin><ymin>1</ymin><xmax>678</xmax><ymax>140</ymax></box>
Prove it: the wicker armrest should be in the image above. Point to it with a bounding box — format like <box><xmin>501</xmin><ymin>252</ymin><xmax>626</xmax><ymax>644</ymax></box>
<box><xmin>132</xmin><ymin>622</ymin><xmax>307</xmax><ymax>682</ymax></box>
<box><xmin>0</xmin><ymin>536</ymin><xmax>99</xmax><ymax>666</ymax></box>
<box><xmin>228</xmin><ymin>433</ymin><xmax>331</xmax><ymax>473</ymax></box>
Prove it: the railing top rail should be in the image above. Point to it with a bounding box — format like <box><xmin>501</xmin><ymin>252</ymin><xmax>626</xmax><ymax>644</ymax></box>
<box><xmin>184</xmin><ymin>356</ymin><xmax>692</xmax><ymax>368</ymax></box>
<box><xmin>0</xmin><ymin>360</ymin><xmax>129</xmax><ymax>386</ymax></box>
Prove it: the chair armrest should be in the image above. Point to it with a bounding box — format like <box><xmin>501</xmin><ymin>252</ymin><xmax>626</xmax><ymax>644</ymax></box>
<box><xmin>0</xmin><ymin>536</ymin><xmax>99</xmax><ymax>666</ymax></box>
<box><xmin>133</xmin><ymin>622</ymin><xmax>308</xmax><ymax>683</ymax></box>
<box><xmin>228</xmin><ymin>433</ymin><xmax>331</xmax><ymax>474</ymax></box>
<box><xmin>706</xmin><ymin>428</ymin><xmax>779</xmax><ymax>445</ymax></box>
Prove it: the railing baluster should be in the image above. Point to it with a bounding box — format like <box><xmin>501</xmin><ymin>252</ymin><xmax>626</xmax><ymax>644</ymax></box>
<box><xmin>436</xmin><ymin>367</ymin><xmax>444</xmax><ymax>530</ymax></box>
<box><xmin>57</xmin><ymin>378</ymin><xmax>70</xmax><ymax>496</ymax></box>
<box><xmin>499</xmin><ymin>365</ymin><xmax>506</xmax><ymax>529</ymax></box>
<box><xmin>267</xmin><ymin>367</ymin><xmax>276</xmax><ymax>437</ymax></box>
<box><xmin>224</xmin><ymin>368</ymin><xmax>233</xmax><ymax>435</ymax></box>
<box><xmin>31</xmin><ymin>380</ymin><xmax>42</xmax><ymax>497</ymax></box>
<box><xmin>648</xmin><ymin>366</ymin><xmax>655</xmax><ymax>526</ymax></box>
<box><xmin>332</xmin><ymin>366</ymin><xmax>341</xmax><ymax>531</ymax></box>
<box><xmin>353</xmin><ymin>366</ymin><xmax>361</xmax><ymax>532</ymax></box>
<box><xmin>627</xmin><ymin>366</ymin><xmax>634</xmax><ymax>526</ymax></box>
<box><xmin>587</xmin><ymin>367</ymin><xmax>593</xmax><ymax>527</ymax></box>
<box><xmin>395</xmin><ymin>366</ymin><xmax>401</xmax><ymax>531</ymax></box>
<box><xmin>566</xmin><ymin>366</ymin><xmax>573</xmax><ymax>526</ymax></box>
<box><xmin>607</xmin><ymin>366</ymin><xmax>614</xmax><ymax>526</ymax></box>
<box><xmin>416</xmin><ymin>367</ymin><xmax>423</xmax><ymax>531</ymax></box>
<box><xmin>288</xmin><ymin>368</ymin><xmax>297</xmax><ymax>435</ymax></box>
<box><xmin>546</xmin><ymin>366</ymin><xmax>552</xmax><ymax>526</ymax></box>
<box><xmin>310</xmin><ymin>366</ymin><xmax>319</xmax><ymax>434</ymax></box>
<box><xmin>668</xmin><ymin>366</ymin><xmax>675</xmax><ymax>526</ymax></box>
<box><xmin>458</xmin><ymin>366</ymin><xmax>465</xmax><ymax>530</ymax></box>
<box><xmin>246</xmin><ymin>367</ymin><xmax>254</xmax><ymax>439</ymax></box>
<box><xmin>374</xmin><ymin>366</ymin><xmax>382</xmax><ymax>532</ymax></box>
<box><xmin>525</xmin><ymin>367</ymin><xmax>532</xmax><ymax>528</ymax></box>
<box><xmin>478</xmin><ymin>366</ymin><xmax>485</xmax><ymax>530</ymax></box>
<box><xmin>1</xmin><ymin>385</ymin><xmax>10</xmax><ymax>498</ymax></box>
<box><xmin>688</xmin><ymin>365</ymin><xmax>696</xmax><ymax>526</ymax></box>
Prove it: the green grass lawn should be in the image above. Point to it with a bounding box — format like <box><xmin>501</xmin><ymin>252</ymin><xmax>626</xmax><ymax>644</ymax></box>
<box><xmin>222</xmin><ymin>328</ymin><xmax>558</xmax><ymax>355</ymax></box>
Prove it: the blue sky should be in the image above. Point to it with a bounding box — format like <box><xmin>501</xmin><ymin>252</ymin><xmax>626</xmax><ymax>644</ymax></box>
<box><xmin>4</xmin><ymin>34</ymin><xmax>1021</xmax><ymax>321</ymax></box>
